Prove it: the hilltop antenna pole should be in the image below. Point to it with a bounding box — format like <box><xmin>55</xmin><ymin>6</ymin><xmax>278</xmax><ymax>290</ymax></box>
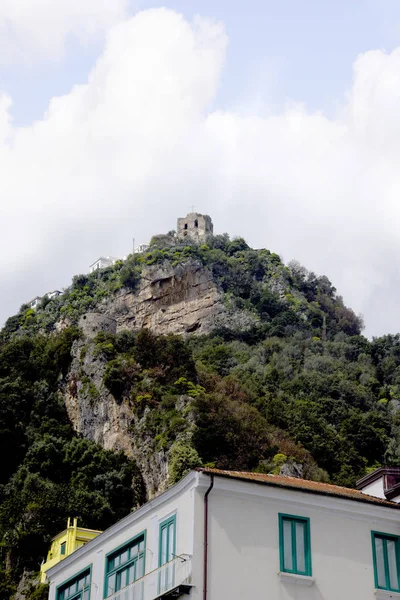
<box><xmin>133</xmin><ymin>237</ymin><xmax>135</xmax><ymax>254</ymax></box>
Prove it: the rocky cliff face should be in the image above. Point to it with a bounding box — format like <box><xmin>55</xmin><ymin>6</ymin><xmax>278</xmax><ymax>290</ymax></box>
<box><xmin>64</xmin><ymin>309</ymin><xmax>200</xmax><ymax>498</ymax></box>
<box><xmin>64</xmin><ymin>323</ymin><xmax>169</xmax><ymax>498</ymax></box>
<box><xmin>62</xmin><ymin>259</ymin><xmax>258</xmax><ymax>497</ymax></box>
<box><xmin>101</xmin><ymin>259</ymin><xmax>225</xmax><ymax>336</ymax></box>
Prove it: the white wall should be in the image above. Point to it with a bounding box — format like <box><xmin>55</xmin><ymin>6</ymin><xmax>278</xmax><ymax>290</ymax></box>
<box><xmin>47</xmin><ymin>476</ymin><xmax>197</xmax><ymax>600</ymax></box>
<box><xmin>89</xmin><ymin>259</ymin><xmax>112</xmax><ymax>273</ymax></box>
<box><xmin>47</xmin><ymin>472</ymin><xmax>400</xmax><ymax>600</ymax></box>
<box><xmin>361</xmin><ymin>478</ymin><xmax>386</xmax><ymax>499</ymax></box>
<box><xmin>29</xmin><ymin>298</ymin><xmax>40</xmax><ymax>309</ymax></box>
<box><xmin>195</xmin><ymin>475</ymin><xmax>400</xmax><ymax>600</ymax></box>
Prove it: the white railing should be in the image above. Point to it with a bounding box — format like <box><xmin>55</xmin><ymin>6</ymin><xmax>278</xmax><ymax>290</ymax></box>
<box><xmin>106</xmin><ymin>554</ymin><xmax>192</xmax><ymax>600</ymax></box>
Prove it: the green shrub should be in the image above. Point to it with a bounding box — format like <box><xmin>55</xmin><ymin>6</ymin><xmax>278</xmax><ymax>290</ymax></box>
<box><xmin>169</xmin><ymin>442</ymin><xmax>201</xmax><ymax>484</ymax></box>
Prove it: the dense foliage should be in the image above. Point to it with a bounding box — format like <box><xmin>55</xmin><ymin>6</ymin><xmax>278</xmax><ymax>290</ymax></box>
<box><xmin>0</xmin><ymin>329</ymin><xmax>143</xmax><ymax>597</ymax></box>
<box><xmin>1</xmin><ymin>234</ymin><xmax>399</xmax><ymax>597</ymax></box>
<box><xmin>91</xmin><ymin>327</ymin><xmax>398</xmax><ymax>487</ymax></box>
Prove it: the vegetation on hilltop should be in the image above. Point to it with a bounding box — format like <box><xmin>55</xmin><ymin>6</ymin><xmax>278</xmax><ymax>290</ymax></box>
<box><xmin>2</xmin><ymin>234</ymin><xmax>362</xmax><ymax>342</ymax></box>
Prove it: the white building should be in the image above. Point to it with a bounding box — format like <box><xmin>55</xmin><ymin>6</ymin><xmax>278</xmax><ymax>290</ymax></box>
<box><xmin>134</xmin><ymin>244</ymin><xmax>149</xmax><ymax>254</ymax></box>
<box><xmin>28</xmin><ymin>296</ymin><xmax>41</xmax><ymax>310</ymax></box>
<box><xmin>89</xmin><ymin>257</ymin><xmax>119</xmax><ymax>274</ymax></box>
<box><xmin>26</xmin><ymin>291</ymin><xmax>61</xmax><ymax>310</ymax></box>
<box><xmin>357</xmin><ymin>466</ymin><xmax>400</xmax><ymax>502</ymax></box>
<box><xmin>47</xmin><ymin>290</ymin><xmax>62</xmax><ymax>300</ymax></box>
<box><xmin>45</xmin><ymin>467</ymin><xmax>400</xmax><ymax>600</ymax></box>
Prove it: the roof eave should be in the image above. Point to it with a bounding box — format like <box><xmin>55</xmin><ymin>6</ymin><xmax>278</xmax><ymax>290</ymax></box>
<box><xmin>197</xmin><ymin>468</ymin><xmax>399</xmax><ymax>509</ymax></box>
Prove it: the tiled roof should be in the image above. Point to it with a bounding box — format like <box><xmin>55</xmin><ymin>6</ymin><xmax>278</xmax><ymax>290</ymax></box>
<box><xmin>197</xmin><ymin>467</ymin><xmax>400</xmax><ymax>508</ymax></box>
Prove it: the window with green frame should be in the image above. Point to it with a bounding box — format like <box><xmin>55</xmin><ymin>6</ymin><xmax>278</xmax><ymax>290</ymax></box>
<box><xmin>159</xmin><ymin>515</ymin><xmax>176</xmax><ymax>567</ymax></box>
<box><xmin>158</xmin><ymin>515</ymin><xmax>176</xmax><ymax>594</ymax></box>
<box><xmin>105</xmin><ymin>534</ymin><xmax>145</xmax><ymax>598</ymax></box>
<box><xmin>57</xmin><ymin>568</ymin><xmax>91</xmax><ymax>600</ymax></box>
<box><xmin>372</xmin><ymin>532</ymin><xmax>400</xmax><ymax>592</ymax></box>
<box><xmin>278</xmin><ymin>514</ymin><xmax>311</xmax><ymax>576</ymax></box>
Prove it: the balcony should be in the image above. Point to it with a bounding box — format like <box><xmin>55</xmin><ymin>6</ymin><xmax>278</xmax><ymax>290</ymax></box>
<box><xmin>106</xmin><ymin>554</ymin><xmax>192</xmax><ymax>600</ymax></box>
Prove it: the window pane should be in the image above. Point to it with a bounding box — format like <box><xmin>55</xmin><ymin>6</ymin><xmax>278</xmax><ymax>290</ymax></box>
<box><xmin>127</xmin><ymin>564</ymin><xmax>135</xmax><ymax>585</ymax></box>
<box><xmin>387</xmin><ymin>539</ymin><xmax>399</xmax><ymax>590</ymax></box>
<box><xmin>136</xmin><ymin>556</ymin><xmax>144</xmax><ymax>579</ymax></box>
<box><xmin>295</xmin><ymin>521</ymin><xmax>306</xmax><ymax>573</ymax></box>
<box><xmin>131</xmin><ymin>542</ymin><xmax>140</xmax><ymax>560</ymax></box>
<box><xmin>58</xmin><ymin>571</ymin><xmax>91</xmax><ymax>600</ymax></box>
<box><xmin>118</xmin><ymin>569</ymin><xmax>125</xmax><ymax>590</ymax></box>
<box><xmin>375</xmin><ymin>537</ymin><xmax>387</xmax><ymax>588</ymax></box>
<box><xmin>168</xmin><ymin>522</ymin><xmax>174</xmax><ymax>559</ymax></box>
<box><xmin>107</xmin><ymin>573</ymin><xmax>116</xmax><ymax>595</ymax></box>
<box><xmin>161</xmin><ymin>527</ymin><xmax>168</xmax><ymax>565</ymax></box>
<box><xmin>120</xmin><ymin>549</ymin><xmax>129</xmax><ymax>566</ymax></box>
<box><xmin>283</xmin><ymin>520</ymin><xmax>293</xmax><ymax>571</ymax></box>
<box><xmin>117</xmin><ymin>571</ymin><xmax>124</xmax><ymax>592</ymax></box>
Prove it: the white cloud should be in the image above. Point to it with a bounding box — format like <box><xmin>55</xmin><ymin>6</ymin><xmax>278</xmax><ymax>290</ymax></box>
<box><xmin>1</xmin><ymin>8</ymin><xmax>400</xmax><ymax>336</ymax></box>
<box><xmin>0</xmin><ymin>0</ymin><xmax>129</xmax><ymax>64</ymax></box>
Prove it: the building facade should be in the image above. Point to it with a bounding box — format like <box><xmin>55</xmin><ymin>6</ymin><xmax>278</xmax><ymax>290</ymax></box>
<box><xmin>41</xmin><ymin>519</ymin><xmax>102</xmax><ymax>583</ymax></box>
<box><xmin>28</xmin><ymin>296</ymin><xmax>41</xmax><ymax>310</ymax></box>
<box><xmin>46</xmin><ymin>468</ymin><xmax>400</xmax><ymax>600</ymax></box>
<box><xmin>134</xmin><ymin>243</ymin><xmax>149</xmax><ymax>254</ymax></box>
<box><xmin>47</xmin><ymin>290</ymin><xmax>61</xmax><ymax>300</ymax></box>
<box><xmin>89</xmin><ymin>257</ymin><xmax>119</xmax><ymax>274</ymax></box>
<box><xmin>177</xmin><ymin>213</ymin><xmax>213</xmax><ymax>243</ymax></box>
<box><xmin>357</xmin><ymin>466</ymin><xmax>400</xmax><ymax>501</ymax></box>
<box><xmin>26</xmin><ymin>291</ymin><xmax>61</xmax><ymax>310</ymax></box>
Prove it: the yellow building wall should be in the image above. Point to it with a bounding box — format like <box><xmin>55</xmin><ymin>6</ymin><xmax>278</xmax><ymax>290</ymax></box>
<box><xmin>40</xmin><ymin>518</ymin><xmax>101</xmax><ymax>583</ymax></box>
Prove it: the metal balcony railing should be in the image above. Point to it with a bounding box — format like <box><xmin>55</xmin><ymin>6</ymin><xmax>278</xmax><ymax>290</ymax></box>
<box><xmin>106</xmin><ymin>554</ymin><xmax>192</xmax><ymax>600</ymax></box>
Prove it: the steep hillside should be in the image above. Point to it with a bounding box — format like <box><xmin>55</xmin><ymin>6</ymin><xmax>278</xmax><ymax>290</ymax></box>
<box><xmin>2</xmin><ymin>233</ymin><xmax>400</xmax><ymax>597</ymax></box>
<box><xmin>2</xmin><ymin>234</ymin><xmax>362</xmax><ymax>340</ymax></box>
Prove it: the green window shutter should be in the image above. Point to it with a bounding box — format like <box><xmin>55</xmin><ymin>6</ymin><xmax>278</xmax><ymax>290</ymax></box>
<box><xmin>279</xmin><ymin>514</ymin><xmax>311</xmax><ymax>576</ymax></box>
<box><xmin>372</xmin><ymin>532</ymin><xmax>400</xmax><ymax>592</ymax></box>
<box><xmin>56</xmin><ymin>567</ymin><xmax>91</xmax><ymax>600</ymax></box>
<box><xmin>158</xmin><ymin>515</ymin><xmax>176</xmax><ymax>567</ymax></box>
<box><xmin>158</xmin><ymin>516</ymin><xmax>177</xmax><ymax>595</ymax></box>
<box><xmin>104</xmin><ymin>532</ymin><xmax>146</xmax><ymax>598</ymax></box>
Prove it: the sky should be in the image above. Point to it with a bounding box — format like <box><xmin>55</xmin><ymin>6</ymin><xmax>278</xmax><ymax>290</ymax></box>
<box><xmin>2</xmin><ymin>1</ymin><xmax>400</xmax><ymax>336</ymax></box>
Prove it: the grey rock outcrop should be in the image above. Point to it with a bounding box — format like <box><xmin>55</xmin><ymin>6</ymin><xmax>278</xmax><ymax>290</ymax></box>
<box><xmin>64</xmin><ymin>340</ymin><xmax>133</xmax><ymax>457</ymax></box>
<box><xmin>64</xmin><ymin>329</ymin><xmax>193</xmax><ymax>497</ymax></box>
<box><xmin>87</xmin><ymin>259</ymin><xmax>260</xmax><ymax>337</ymax></box>
<box><xmin>279</xmin><ymin>461</ymin><xmax>304</xmax><ymax>478</ymax></box>
<box><xmin>78</xmin><ymin>313</ymin><xmax>117</xmax><ymax>339</ymax></box>
<box><xmin>99</xmin><ymin>260</ymin><xmax>226</xmax><ymax>336</ymax></box>
<box><xmin>13</xmin><ymin>571</ymin><xmax>39</xmax><ymax>600</ymax></box>
<box><xmin>149</xmin><ymin>234</ymin><xmax>176</xmax><ymax>248</ymax></box>
<box><xmin>62</xmin><ymin>259</ymin><xmax>258</xmax><ymax>497</ymax></box>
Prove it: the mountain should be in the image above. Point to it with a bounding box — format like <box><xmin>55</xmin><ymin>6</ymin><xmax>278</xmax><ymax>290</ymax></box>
<box><xmin>1</xmin><ymin>232</ymin><xmax>400</xmax><ymax>598</ymax></box>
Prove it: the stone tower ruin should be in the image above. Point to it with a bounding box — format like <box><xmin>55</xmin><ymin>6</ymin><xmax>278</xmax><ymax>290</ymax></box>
<box><xmin>177</xmin><ymin>212</ymin><xmax>213</xmax><ymax>243</ymax></box>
